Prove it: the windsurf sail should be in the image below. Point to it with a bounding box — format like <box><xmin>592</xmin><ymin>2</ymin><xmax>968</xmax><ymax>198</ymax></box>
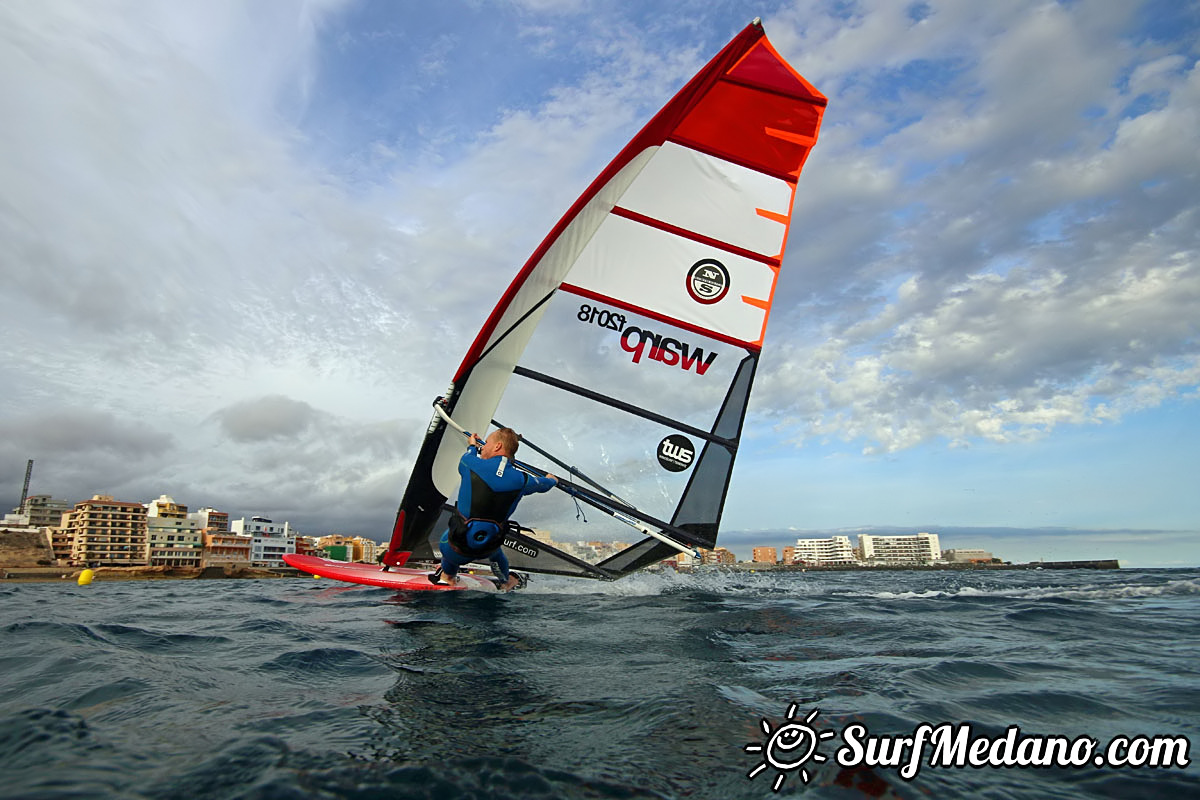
<box><xmin>384</xmin><ymin>20</ymin><xmax>826</xmax><ymax>579</ymax></box>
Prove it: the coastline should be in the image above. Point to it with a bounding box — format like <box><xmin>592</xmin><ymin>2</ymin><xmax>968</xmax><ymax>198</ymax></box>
<box><xmin>0</xmin><ymin>564</ymin><xmax>306</xmax><ymax>583</ymax></box>
<box><xmin>1</xmin><ymin>558</ymin><xmax>1123</xmax><ymax>583</ymax></box>
<box><xmin>678</xmin><ymin>558</ymin><xmax>1122</xmax><ymax>573</ymax></box>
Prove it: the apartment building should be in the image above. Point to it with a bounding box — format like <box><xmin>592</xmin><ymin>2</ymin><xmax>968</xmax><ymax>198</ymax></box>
<box><xmin>67</xmin><ymin>495</ymin><xmax>148</xmax><ymax>566</ymax></box>
<box><xmin>232</xmin><ymin>516</ymin><xmax>296</xmax><ymax>567</ymax></box>
<box><xmin>859</xmin><ymin>532</ymin><xmax>941</xmax><ymax>565</ymax></box>
<box><xmin>793</xmin><ymin>535</ymin><xmax>856</xmax><ymax>566</ymax></box>
<box><xmin>145</xmin><ymin>495</ymin><xmax>203</xmax><ymax>567</ymax></box>
<box><xmin>201</xmin><ymin>530</ymin><xmax>252</xmax><ymax>567</ymax></box>
<box><xmin>190</xmin><ymin>507</ymin><xmax>230</xmax><ymax>533</ymax></box>
<box><xmin>701</xmin><ymin>547</ymin><xmax>737</xmax><ymax>565</ymax></box>
<box><xmin>18</xmin><ymin>495</ymin><xmax>73</xmax><ymax>528</ymax></box>
<box><xmin>752</xmin><ymin>547</ymin><xmax>778</xmax><ymax>564</ymax></box>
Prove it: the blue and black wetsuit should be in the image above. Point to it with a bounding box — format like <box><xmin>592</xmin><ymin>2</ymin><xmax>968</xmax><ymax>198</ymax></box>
<box><xmin>438</xmin><ymin>442</ymin><xmax>556</xmax><ymax>581</ymax></box>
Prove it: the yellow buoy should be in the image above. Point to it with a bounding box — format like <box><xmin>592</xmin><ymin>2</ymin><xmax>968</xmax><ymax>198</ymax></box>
<box><xmin>77</xmin><ymin>569</ymin><xmax>94</xmax><ymax>586</ymax></box>
<box><xmin>313</xmin><ymin>573</ymin><xmax>320</xmax><ymax>579</ymax></box>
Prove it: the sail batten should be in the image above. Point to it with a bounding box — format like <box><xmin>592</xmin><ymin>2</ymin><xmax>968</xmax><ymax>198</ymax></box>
<box><xmin>385</xmin><ymin>21</ymin><xmax>825</xmax><ymax>579</ymax></box>
<box><xmin>558</xmin><ymin>282</ymin><xmax>763</xmax><ymax>351</ymax></box>
<box><xmin>511</xmin><ymin>366</ymin><xmax>738</xmax><ymax>449</ymax></box>
<box><xmin>610</xmin><ymin>206</ymin><xmax>784</xmax><ymax>267</ymax></box>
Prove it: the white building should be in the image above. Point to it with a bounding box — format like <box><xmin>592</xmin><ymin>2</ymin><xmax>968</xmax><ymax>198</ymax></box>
<box><xmin>15</xmin><ymin>495</ymin><xmax>73</xmax><ymax>528</ymax></box>
<box><xmin>1</xmin><ymin>511</ymin><xmax>33</xmax><ymax>529</ymax></box>
<box><xmin>190</xmin><ymin>507</ymin><xmax>230</xmax><ymax>533</ymax></box>
<box><xmin>793</xmin><ymin>535</ymin><xmax>856</xmax><ymax>566</ymax></box>
<box><xmin>859</xmin><ymin>532</ymin><xmax>941</xmax><ymax>565</ymax></box>
<box><xmin>232</xmin><ymin>516</ymin><xmax>296</xmax><ymax>567</ymax></box>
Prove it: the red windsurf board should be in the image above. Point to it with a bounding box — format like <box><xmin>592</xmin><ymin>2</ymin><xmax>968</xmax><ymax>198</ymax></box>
<box><xmin>283</xmin><ymin>553</ymin><xmax>500</xmax><ymax>592</ymax></box>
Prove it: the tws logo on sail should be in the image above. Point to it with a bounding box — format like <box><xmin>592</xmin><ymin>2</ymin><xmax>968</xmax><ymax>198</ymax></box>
<box><xmin>657</xmin><ymin>434</ymin><xmax>695</xmax><ymax>472</ymax></box>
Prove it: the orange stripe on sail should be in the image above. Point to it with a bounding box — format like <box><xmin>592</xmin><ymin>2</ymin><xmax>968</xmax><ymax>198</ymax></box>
<box><xmin>741</xmin><ymin>295</ymin><xmax>771</xmax><ymax>310</ymax></box>
<box><xmin>764</xmin><ymin>126</ymin><xmax>817</xmax><ymax>147</ymax></box>
<box><xmin>765</xmin><ymin>127</ymin><xmax>817</xmax><ymax>178</ymax></box>
<box><xmin>760</xmin><ymin>183</ymin><xmax>800</xmax><ymax>260</ymax></box>
<box><xmin>756</xmin><ymin>207</ymin><xmax>790</xmax><ymax>226</ymax></box>
<box><xmin>742</xmin><ymin>261</ymin><xmax>782</xmax><ymax>348</ymax></box>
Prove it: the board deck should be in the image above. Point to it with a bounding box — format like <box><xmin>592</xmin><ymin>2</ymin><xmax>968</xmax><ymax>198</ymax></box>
<box><xmin>282</xmin><ymin>553</ymin><xmax>500</xmax><ymax>592</ymax></box>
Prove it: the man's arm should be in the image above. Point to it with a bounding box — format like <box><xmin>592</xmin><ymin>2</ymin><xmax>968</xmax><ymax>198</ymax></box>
<box><xmin>524</xmin><ymin>472</ymin><xmax>557</xmax><ymax>494</ymax></box>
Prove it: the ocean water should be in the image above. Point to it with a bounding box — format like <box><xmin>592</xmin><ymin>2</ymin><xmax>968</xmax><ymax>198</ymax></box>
<box><xmin>1</xmin><ymin>567</ymin><xmax>1197</xmax><ymax>799</ymax></box>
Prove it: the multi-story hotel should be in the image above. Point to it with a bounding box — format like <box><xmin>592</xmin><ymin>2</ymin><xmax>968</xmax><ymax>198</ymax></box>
<box><xmin>200</xmin><ymin>529</ymin><xmax>252</xmax><ymax>567</ymax></box>
<box><xmin>145</xmin><ymin>495</ymin><xmax>203</xmax><ymax>567</ymax></box>
<box><xmin>18</xmin><ymin>495</ymin><xmax>73</xmax><ymax>528</ymax></box>
<box><xmin>358</xmin><ymin>537</ymin><xmax>379</xmax><ymax>564</ymax></box>
<box><xmin>189</xmin><ymin>506</ymin><xmax>248</xmax><ymax>567</ymax></box>
<box><xmin>859</xmin><ymin>531</ymin><xmax>941</xmax><ymax>565</ymax></box>
<box><xmin>701</xmin><ymin>547</ymin><xmax>737</xmax><ymax>565</ymax></box>
<box><xmin>792</xmin><ymin>535</ymin><xmax>856</xmax><ymax>566</ymax></box>
<box><xmin>190</xmin><ymin>507</ymin><xmax>230</xmax><ymax>533</ymax></box>
<box><xmin>67</xmin><ymin>495</ymin><xmax>148</xmax><ymax>566</ymax></box>
<box><xmin>752</xmin><ymin>547</ymin><xmax>778</xmax><ymax>564</ymax></box>
<box><xmin>49</xmin><ymin>524</ymin><xmax>75</xmax><ymax>563</ymax></box>
<box><xmin>232</xmin><ymin>516</ymin><xmax>296</xmax><ymax>567</ymax></box>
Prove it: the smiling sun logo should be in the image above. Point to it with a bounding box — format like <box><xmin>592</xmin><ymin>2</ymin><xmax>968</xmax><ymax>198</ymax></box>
<box><xmin>745</xmin><ymin>705</ymin><xmax>836</xmax><ymax>791</ymax></box>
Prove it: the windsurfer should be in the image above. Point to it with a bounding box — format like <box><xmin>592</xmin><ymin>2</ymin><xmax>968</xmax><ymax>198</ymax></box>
<box><xmin>436</xmin><ymin>427</ymin><xmax>556</xmax><ymax>590</ymax></box>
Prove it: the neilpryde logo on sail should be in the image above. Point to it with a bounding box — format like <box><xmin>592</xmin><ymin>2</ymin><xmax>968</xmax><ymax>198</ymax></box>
<box><xmin>657</xmin><ymin>434</ymin><xmax>695</xmax><ymax>472</ymax></box>
<box><xmin>686</xmin><ymin>259</ymin><xmax>730</xmax><ymax>304</ymax></box>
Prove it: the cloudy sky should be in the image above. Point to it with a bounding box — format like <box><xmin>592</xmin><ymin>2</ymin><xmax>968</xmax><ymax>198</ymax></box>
<box><xmin>2</xmin><ymin>0</ymin><xmax>1197</xmax><ymax>567</ymax></box>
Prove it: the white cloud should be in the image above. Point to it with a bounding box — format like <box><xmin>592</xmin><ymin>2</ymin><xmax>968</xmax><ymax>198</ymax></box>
<box><xmin>751</xmin><ymin>0</ymin><xmax>1199</xmax><ymax>455</ymax></box>
<box><xmin>1</xmin><ymin>0</ymin><xmax>1196</xmax><ymax>540</ymax></box>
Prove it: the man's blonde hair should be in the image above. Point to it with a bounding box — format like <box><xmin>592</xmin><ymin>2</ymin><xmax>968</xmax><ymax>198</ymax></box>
<box><xmin>493</xmin><ymin>427</ymin><xmax>519</xmax><ymax>456</ymax></box>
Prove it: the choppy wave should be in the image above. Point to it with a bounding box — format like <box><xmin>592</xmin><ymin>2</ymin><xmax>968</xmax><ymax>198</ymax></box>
<box><xmin>0</xmin><ymin>568</ymin><xmax>1196</xmax><ymax>798</ymax></box>
<box><xmin>523</xmin><ymin>567</ymin><xmax>824</xmax><ymax>597</ymax></box>
<box><xmin>835</xmin><ymin>576</ymin><xmax>1200</xmax><ymax>601</ymax></box>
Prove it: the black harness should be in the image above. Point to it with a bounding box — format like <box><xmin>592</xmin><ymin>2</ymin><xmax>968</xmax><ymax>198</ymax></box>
<box><xmin>446</xmin><ymin>472</ymin><xmax>527</xmax><ymax>557</ymax></box>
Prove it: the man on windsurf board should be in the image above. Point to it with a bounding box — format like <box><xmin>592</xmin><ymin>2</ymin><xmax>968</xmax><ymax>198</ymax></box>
<box><xmin>435</xmin><ymin>426</ymin><xmax>557</xmax><ymax>590</ymax></box>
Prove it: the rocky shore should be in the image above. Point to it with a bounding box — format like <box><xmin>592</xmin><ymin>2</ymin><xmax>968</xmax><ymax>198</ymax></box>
<box><xmin>0</xmin><ymin>564</ymin><xmax>304</xmax><ymax>582</ymax></box>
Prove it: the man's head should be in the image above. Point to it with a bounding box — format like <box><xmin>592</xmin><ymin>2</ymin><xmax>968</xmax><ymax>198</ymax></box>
<box><xmin>480</xmin><ymin>427</ymin><xmax>519</xmax><ymax>459</ymax></box>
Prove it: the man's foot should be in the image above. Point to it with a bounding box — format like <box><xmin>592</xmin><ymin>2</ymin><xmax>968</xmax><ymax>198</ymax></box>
<box><xmin>500</xmin><ymin>575</ymin><xmax>520</xmax><ymax>592</ymax></box>
<box><xmin>428</xmin><ymin>568</ymin><xmax>456</xmax><ymax>586</ymax></box>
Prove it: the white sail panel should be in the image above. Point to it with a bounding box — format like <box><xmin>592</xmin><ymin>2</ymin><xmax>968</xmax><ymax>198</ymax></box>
<box><xmin>564</xmin><ymin>213</ymin><xmax>778</xmax><ymax>345</ymax></box>
<box><xmin>430</xmin><ymin>150</ymin><xmax>659</xmax><ymax>496</ymax></box>
<box><xmin>616</xmin><ymin>142</ymin><xmax>794</xmax><ymax>258</ymax></box>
